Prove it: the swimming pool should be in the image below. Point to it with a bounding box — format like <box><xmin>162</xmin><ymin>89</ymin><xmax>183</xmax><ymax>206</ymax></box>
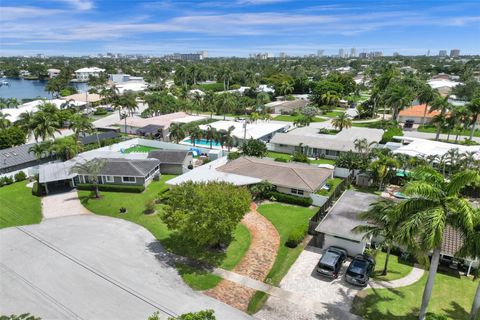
<box><xmin>183</xmin><ymin>138</ymin><xmax>222</xmax><ymax>147</ymax></box>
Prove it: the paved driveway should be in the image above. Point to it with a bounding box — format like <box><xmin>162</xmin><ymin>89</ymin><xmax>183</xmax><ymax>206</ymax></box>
<box><xmin>0</xmin><ymin>215</ymin><xmax>251</xmax><ymax>320</ymax></box>
<box><xmin>41</xmin><ymin>190</ymin><xmax>91</xmax><ymax>219</ymax></box>
<box><xmin>256</xmin><ymin>246</ymin><xmax>361</xmax><ymax>320</ymax></box>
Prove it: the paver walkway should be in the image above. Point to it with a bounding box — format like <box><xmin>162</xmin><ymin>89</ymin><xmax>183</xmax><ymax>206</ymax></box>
<box><xmin>205</xmin><ymin>203</ymin><xmax>280</xmax><ymax>311</ymax></box>
<box><xmin>369</xmin><ymin>264</ymin><xmax>424</xmax><ymax>289</ymax></box>
<box><xmin>41</xmin><ymin>190</ymin><xmax>92</xmax><ymax>219</ymax></box>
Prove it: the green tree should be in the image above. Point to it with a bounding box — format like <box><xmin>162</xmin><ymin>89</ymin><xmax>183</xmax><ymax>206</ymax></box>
<box><xmin>162</xmin><ymin>182</ymin><xmax>251</xmax><ymax>247</ymax></box>
<box><xmin>189</xmin><ymin>126</ymin><xmax>203</xmax><ymax>147</ymax></box>
<box><xmin>31</xmin><ymin>112</ymin><xmax>61</xmax><ymax>142</ymax></box>
<box><xmin>70</xmin><ymin>159</ymin><xmax>106</xmax><ymax>198</ymax></box>
<box><xmin>69</xmin><ymin>114</ymin><xmax>93</xmax><ymax>141</ymax></box>
<box><xmin>0</xmin><ymin>126</ymin><xmax>26</xmax><ymax>149</ymax></box>
<box><xmin>28</xmin><ymin>143</ymin><xmax>47</xmax><ymax>159</ymax></box>
<box><xmin>0</xmin><ymin>111</ymin><xmax>11</xmax><ymax>129</ymax></box>
<box><xmin>429</xmin><ymin>95</ymin><xmax>451</xmax><ymax>141</ymax></box>
<box><xmin>331</xmin><ymin>112</ymin><xmax>352</xmax><ymax>131</ymax></box>
<box><xmin>417</xmin><ymin>83</ymin><xmax>438</xmax><ymax>126</ymax></box>
<box><xmin>369</xmin><ymin>153</ymin><xmax>399</xmax><ymax>191</ymax></box>
<box><xmin>278</xmin><ymin>80</ymin><xmax>294</xmax><ymax>99</ymax></box>
<box><xmin>384</xmin><ymin>82</ymin><xmax>414</xmax><ymax>121</ymax></box>
<box><xmin>466</xmin><ymin>96</ymin><xmax>480</xmax><ymax>140</ymax></box>
<box><xmin>169</xmin><ymin>122</ymin><xmax>186</xmax><ymax>144</ymax></box>
<box><xmin>240</xmin><ymin>138</ymin><xmax>267</xmax><ymax>157</ymax></box>
<box><xmin>52</xmin><ymin>136</ymin><xmax>81</xmax><ymax>161</ymax></box>
<box><xmin>397</xmin><ymin>166</ymin><xmax>480</xmax><ymax>320</ymax></box>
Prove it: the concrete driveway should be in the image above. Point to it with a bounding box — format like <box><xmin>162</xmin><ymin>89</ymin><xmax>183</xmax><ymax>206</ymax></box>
<box><xmin>41</xmin><ymin>190</ymin><xmax>91</xmax><ymax>219</ymax></box>
<box><xmin>0</xmin><ymin>215</ymin><xmax>251</xmax><ymax>320</ymax></box>
<box><xmin>256</xmin><ymin>246</ymin><xmax>361</xmax><ymax>320</ymax></box>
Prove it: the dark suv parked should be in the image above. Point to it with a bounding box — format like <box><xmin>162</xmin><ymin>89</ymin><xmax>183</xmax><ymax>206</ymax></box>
<box><xmin>316</xmin><ymin>247</ymin><xmax>348</xmax><ymax>278</ymax></box>
<box><xmin>345</xmin><ymin>254</ymin><xmax>375</xmax><ymax>286</ymax></box>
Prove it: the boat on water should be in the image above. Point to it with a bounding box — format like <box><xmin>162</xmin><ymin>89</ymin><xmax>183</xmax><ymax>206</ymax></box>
<box><xmin>0</xmin><ymin>80</ymin><xmax>10</xmax><ymax>86</ymax></box>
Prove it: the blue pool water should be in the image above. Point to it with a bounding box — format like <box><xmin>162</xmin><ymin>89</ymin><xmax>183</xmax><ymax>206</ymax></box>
<box><xmin>183</xmin><ymin>138</ymin><xmax>222</xmax><ymax>147</ymax></box>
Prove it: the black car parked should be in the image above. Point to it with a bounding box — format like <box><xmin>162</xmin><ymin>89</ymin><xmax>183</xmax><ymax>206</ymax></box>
<box><xmin>316</xmin><ymin>247</ymin><xmax>348</xmax><ymax>278</ymax></box>
<box><xmin>345</xmin><ymin>254</ymin><xmax>375</xmax><ymax>286</ymax></box>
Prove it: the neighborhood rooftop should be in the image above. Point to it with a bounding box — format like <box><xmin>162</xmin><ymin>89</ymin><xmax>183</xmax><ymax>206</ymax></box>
<box><xmin>148</xmin><ymin>150</ymin><xmax>192</xmax><ymax>164</ymax></box>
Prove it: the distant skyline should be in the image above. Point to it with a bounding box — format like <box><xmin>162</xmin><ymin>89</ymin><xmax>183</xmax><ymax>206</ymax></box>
<box><xmin>1</xmin><ymin>0</ymin><xmax>479</xmax><ymax>57</ymax></box>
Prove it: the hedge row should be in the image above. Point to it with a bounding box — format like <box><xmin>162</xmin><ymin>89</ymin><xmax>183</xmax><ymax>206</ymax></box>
<box><xmin>76</xmin><ymin>183</ymin><xmax>145</xmax><ymax>193</ymax></box>
<box><xmin>269</xmin><ymin>191</ymin><xmax>313</xmax><ymax>207</ymax></box>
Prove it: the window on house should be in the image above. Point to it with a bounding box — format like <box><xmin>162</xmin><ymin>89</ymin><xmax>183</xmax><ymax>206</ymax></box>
<box><xmin>291</xmin><ymin>188</ymin><xmax>304</xmax><ymax>195</ymax></box>
<box><xmin>122</xmin><ymin>176</ymin><xmax>136</xmax><ymax>183</ymax></box>
<box><xmin>105</xmin><ymin>176</ymin><xmax>114</xmax><ymax>183</ymax></box>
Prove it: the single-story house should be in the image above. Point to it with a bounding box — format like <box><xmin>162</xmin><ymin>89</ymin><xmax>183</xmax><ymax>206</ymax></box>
<box><xmin>62</xmin><ymin>93</ymin><xmax>102</xmax><ymax>104</ymax></box>
<box><xmin>135</xmin><ymin>124</ymin><xmax>165</xmax><ymax>139</ymax></box>
<box><xmin>266</xmin><ymin>99</ymin><xmax>309</xmax><ymax>114</ymax></box>
<box><xmin>148</xmin><ymin>150</ymin><xmax>193</xmax><ymax>175</ymax></box>
<box><xmin>0</xmin><ymin>143</ymin><xmax>54</xmax><ymax>177</ymax></box>
<box><xmin>441</xmin><ymin>225</ymin><xmax>478</xmax><ymax>275</ymax></box>
<box><xmin>76</xmin><ymin>158</ymin><xmax>160</xmax><ymax>187</ymax></box>
<box><xmin>217</xmin><ymin>156</ymin><xmax>333</xmax><ymax>197</ymax></box>
<box><xmin>269</xmin><ymin>127</ymin><xmax>383</xmax><ymax>159</ymax></box>
<box><xmin>398</xmin><ymin>104</ymin><xmax>441</xmax><ymax>124</ymax></box>
<box><xmin>79</xmin><ymin>131</ymin><xmax>120</xmax><ymax>145</ymax></box>
<box><xmin>315</xmin><ymin>190</ymin><xmax>379</xmax><ymax>256</ymax></box>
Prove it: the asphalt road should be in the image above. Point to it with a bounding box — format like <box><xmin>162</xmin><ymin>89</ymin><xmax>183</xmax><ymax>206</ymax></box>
<box><xmin>0</xmin><ymin>215</ymin><xmax>252</xmax><ymax>320</ymax></box>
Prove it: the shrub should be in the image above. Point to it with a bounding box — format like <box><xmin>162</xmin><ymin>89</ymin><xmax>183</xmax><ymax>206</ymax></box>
<box><xmin>274</xmin><ymin>157</ymin><xmax>288</xmax><ymax>162</ymax></box>
<box><xmin>227</xmin><ymin>151</ymin><xmax>241</xmax><ymax>161</ymax></box>
<box><xmin>14</xmin><ymin>171</ymin><xmax>27</xmax><ymax>182</ymax></box>
<box><xmin>76</xmin><ymin>183</ymin><xmax>145</xmax><ymax>193</ymax></box>
<box><xmin>292</xmin><ymin>151</ymin><xmax>310</xmax><ymax>163</ymax></box>
<box><xmin>144</xmin><ymin>201</ymin><xmax>156</xmax><ymax>214</ymax></box>
<box><xmin>31</xmin><ymin>181</ymin><xmax>43</xmax><ymax>196</ymax></box>
<box><xmin>0</xmin><ymin>176</ymin><xmax>14</xmax><ymax>187</ymax></box>
<box><xmin>93</xmin><ymin>108</ymin><xmax>108</xmax><ymax>115</ymax></box>
<box><xmin>380</xmin><ymin>126</ymin><xmax>403</xmax><ymax>144</ymax></box>
<box><xmin>269</xmin><ymin>191</ymin><xmax>312</xmax><ymax>207</ymax></box>
<box><xmin>286</xmin><ymin>225</ymin><xmax>307</xmax><ymax>248</ymax></box>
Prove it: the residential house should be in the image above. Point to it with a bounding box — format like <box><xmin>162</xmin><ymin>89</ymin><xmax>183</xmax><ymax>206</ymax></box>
<box><xmin>79</xmin><ymin>131</ymin><xmax>120</xmax><ymax>146</ymax></box>
<box><xmin>148</xmin><ymin>150</ymin><xmax>193</xmax><ymax>175</ymax></box>
<box><xmin>0</xmin><ymin>143</ymin><xmax>54</xmax><ymax>177</ymax></box>
<box><xmin>75</xmin><ymin>67</ymin><xmax>106</xmax><ymax>82</ymax></box>
<box><xmin>265</xmin><ymin>99</ymin><xmax>310</xmax><ymax>114</ymax></box>
<box><xmin>398</xmin><ymin>104</ymin><xmax>441</xmax><ymax>124</ymax></box>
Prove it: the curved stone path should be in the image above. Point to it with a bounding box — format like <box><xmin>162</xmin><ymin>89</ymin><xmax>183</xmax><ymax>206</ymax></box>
<box><xmin>205</xmin><ymin>203</ymin><xmax>280</xmax><ymax>311</ymax></box>
<box><xmin>369</xmin><ymin>264</ymin><xmax>424</xmax><ymax>289</ymax></box>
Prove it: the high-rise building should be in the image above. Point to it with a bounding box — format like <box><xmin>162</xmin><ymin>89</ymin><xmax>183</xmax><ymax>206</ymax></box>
<box><xmin>317</xmin><ymin>50</ymin><xmax>324</xmax><ymax>57</ymax></box>
<box><xmin>426</xmin><ymin>49</ymin><xmax>430</xmax><ymax>56</ymax></box>
<box><xmin>359</xmin><ymin>52</ymin><xmax>368</xmax><ymax>59</ymax></box>
<box><xmin>350</xmin><ymin>48</ymin><xmax>357</xmax><ymax>58</ymax></box>
<box><xmin>338</xmin><ymin>48</ymin><xmax>345</xmax><ymax>58</ymax></box>
<box><xmin>279</xmin><ymin>52</ymin><xmax>287</xmax><ymax>59</ymax></box>
<box><xmin>439</xmin><ymin>50</ymin><xmax>447</xmax><ymax>57</ymax></box>
<box><xmin>450</xmin><ymin>49</ymin><xmax>460</xmax><ymax>58</ymax></box>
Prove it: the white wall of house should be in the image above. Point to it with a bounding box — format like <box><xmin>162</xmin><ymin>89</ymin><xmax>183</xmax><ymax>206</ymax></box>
<box><xmin>398</xmin><ymin>116</ymin><xmax>431</xmax><ymax>124</ymax></box>
<box><xmin>323</xmin><ymin>234</ymin><xmax>367</xmax><ymax>257</ymax></box>
<box><xmin>276</xmin><ymin>186</ymin><xmax>311</xmax><ymax>198</ymax></box>
<box><xmin>268</xmin><ymin>143</ymin><xmax>295</xmax><ymax>154</ymax></box>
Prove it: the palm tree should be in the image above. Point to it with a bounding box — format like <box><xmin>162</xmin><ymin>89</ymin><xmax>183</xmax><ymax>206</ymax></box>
<box><xmin>384</xmin><ymin>82</ymin><xmax>414</xmax><ymax>121</ymax></box>
<box><xmin>278</xmin><ymin>81</ymin><xmax>294</xmax><ymax>99</ymax></box>
<box><xmin>456</xmin><ymin>213</ymin><xmax>480</xmax><ymax>320</ymax></box>
<box><xmin>204</xmin><ymin>125</ymin><xmax>217</xmax><ymax>149</ymax></box>
<box><xmin>331</xmin><ymin>112</ymin><xmax>352</xmax><ymax>131</ymax></box>
<box><xmin>397</xmin><ymin>166</ymin><xmax>480</xmax><ymax>320</ymax></box>
<box><xmin>70</xmin><ymin>159</ymin><xmax>106</xmax><ymax>198</ymax></box>
<box><xmin>354</xmin><ymin>138</ymin><xmax>376</xmax><ymax>159</ymax></box>
<box><xmin>69</xmin><ymin>114</ymin><xmax>93</xmax><ymax>141</ymax></box>
<box><xmin>249</xmin><ymin>112</ymin><xmax>260</xmax><ymax>123</ymax></box>
<box><xmin>169</xmin><ymin>122</ymin><xmax>185</xmax><ymax>144</ymax></box>
<box><xmin>217</xmin><ymin>93</ymin><xmax>235</xmax><ymax>120</ymax></box>
<box><xmin>32</xmin><ymin>112</ymin><xmax>61</xmax><ymax>142</ymax></box>
<box><xmin>467</xmin><ymin>96</ymin><xmax>480</xmax><ymax>140</ymax></box>
<box><xmin>417</xmin><ymin>83</ymin><xmax>437</xmax><ymax>126</ymax></box>
<box><xmin>353</xmin><ymin>200</ymin><xmax>399</xmax><ymax>276</ymax></box>
<box><xmin>0</xmin><ymin>111</ymin><xmax>11</xmax><ymax>129</ymax></box>
<box><xmin>189</xmin><ymin>126</ymin><xmax>203</xmax><ymax>147</ymax></box>
<box><xmin>218</xmin><ymin>125</ymin><xmax>235</xmax><ymax>151</ymax></box>
<box><xmin>321</xmin><ymin>91</ymin><xmax>340</xmax><ymax>108</ymax></box>
<box><xmin>430</xmin><ymin>95</ymin><xmax>451</xmax><ymax>141</ymax></box>
<box><xmin>369</xmin><ymin>154</ymin><xmax>399</xmax><ymax>191</ymax></box>
<box><xmin>28</xmin><ymin>143</ymin><xmax>46</xmax><ymax>160</ymax></box>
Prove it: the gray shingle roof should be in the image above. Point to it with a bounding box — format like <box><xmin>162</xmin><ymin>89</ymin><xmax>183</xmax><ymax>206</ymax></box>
<box><xmin>148</xmin><ymin>150</ymin><xmax>192</xmax><ymax>164</ymax></box>
<box><xmin>80</xmin><ymin>131</ymin><xmax>119</xmax><ymax>145</ymax></box>
<box><xmin>98</xmin><ymin>158</ymin><xmax>160</xmax><ymax>176</ymax></box>
<box><xmin>0</xmin><ymin>143</ymin><xmax>41</xmax><ymax>170</ymax></box>
<box><xmin>316</xmin><ymin>190</ymin><xmax>379</xmax><ymax>241</ymax></box>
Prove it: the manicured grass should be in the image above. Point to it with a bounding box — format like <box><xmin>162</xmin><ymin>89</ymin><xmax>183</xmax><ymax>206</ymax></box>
<box><xmin>266</xmin><ymin>151</ymin><xmax>335</xmax><ymax>165</ymax></box>
<box><xmin>0</xmin><ymin>181</ymin><xmax>42</xmax><ymax>229</ymax></box>
<box><xmin>123</xmin><ymin>145</ymin><xmax>160</xmax><ymax>153</ymax></box>
<box><xmin>273</xmin><ymin>115</ymin><xmax>327</xmax><ymax>122</ymax></box>
<box><xmin>352</xmin><ymin>120</ymin><xmax>392</xmax><ymax>129</ymax></box>
<box><xmin>323</xmin><ymin>110</ymin><xmax>345</xmax><ymax>118</ymax></box>
<box><xmin>418</xmin><ymin>125</ymin><xmax>480</xmax><ymax>137</ymax></box>
<box><xmin>248</xmin><ymin>203</ymin><xmax>316</xmax><ymax>313</ymax></box>
<box><xmin>78</xmin><ymin>175</ymin><xmax>252</xmax><ymax>290</ymax></box>
<box><xmin>352</xmin><ymin>270</ymin><xmax>478</xmax><ymax>320</ymax></box>
<box><xmin>317</xmin><ymin>177</ymin><xmax>343</xmax><ymax>197</ymax></box>
<box><xmin>176</xmin><ymin>263</ymin><xmax>222</xmax><ymax>291</ymax></box>
<box><xmin>372</xmin><ymin>251</ymin><xmax>414</xmax><ymax>282</ymax></box>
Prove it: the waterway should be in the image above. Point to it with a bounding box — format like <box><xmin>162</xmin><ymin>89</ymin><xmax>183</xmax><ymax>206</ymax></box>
<box><xmin>0</xmin><ymin>78</ymin><xmax>88</xmax><ymax>101</ymax></box>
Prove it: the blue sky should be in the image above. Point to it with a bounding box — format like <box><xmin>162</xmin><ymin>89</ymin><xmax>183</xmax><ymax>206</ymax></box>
<box><xmin>1</xmin><ymin>0</ymin><xmax>479</xmax><ymax>57</ymax></box>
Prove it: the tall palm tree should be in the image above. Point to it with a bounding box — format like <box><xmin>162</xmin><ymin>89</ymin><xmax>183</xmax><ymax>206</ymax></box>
<box><xmin>70</xmin><ymin>159</ymin><xmax>106</xmax><ymax>198</ymax></box>
<box><xmin>279</xmin><ymin>81</ymin><xmax>294</xmax><ymax>99</ymax></box>
<box><xmin>189</xmin><ymin>126</ymin><xmax>203</xmax><ymax>147</ymax></box>
<box><xmin>321</xmin><ymin>91</ymin><xmax>340</xmax><ymax>108</ymax></box>
<box><xmin>397</xmin><ymin>166</ymin><xmax>480</xmax><ymax>320</ymax></box>
<box><xmin>353</xmin><ymin>200</ymin><xmax>399</xmax><ymax>275</ymax></box>
<box><xmin>354</xmin><ymin>138</ymin><xmax>376</xmax><ymax>159</ymax></box>
<box><xmin>69</xmin><ymin>114</ymin><xmax>94</xmax><ymax>141</ymax></box>
<box><xmin>217</xmin><ymin>93</ymin><xmax>235</xmax><ymax>120</ymax></box>
<box><xmin>384</xmin><ymin>82</ymin><xmax>414</xmax><ymax>121</ymax></box>
<box><xmin>28</xmin><ymin>143</ymin><xmax>46</xmax><ymax>160</ymax></box>
<box><xmin>331</xmin><ymin>112</ymin><xmax>352</xmax><ymax>131</ymax></box>
<box><xmin>429</xmin><ymin>95</ymin><xmax>451</xmax><ymax>141</ymax></box>
<box><xmin>32</xmin><ymin>112</ymin><xmax>61</xmax><ymax>142</ymax></box>
<box><xmin>456</xmin><ymin>212</ymin><xmax>480</xmax><ymax>320</ymax></box>
<box><xmin>369</xmin><ymin>154</ymin><xmax>399</xmax><ymax>191</ymax></box>
<box><xmin>169</xmin><ymin>122</ymin><xmax>185</xmax><ymax>144</ymax></box>
<box><xmin>204</xmin><ymin>125</ymin><xmax>217</xmax><ymax>149</ymax></box>
<box><xmin>218</xmin><ymin>125</ymin><xmax>235</xmax><ymax>151</ymax></box>
<box><xmin>417</xmin><ymin>83</ymin><xmax>437</xmax><ymax>126</ymax></box>
<box><xmin>466</xmin><ymin>96</ymin><xmax>480</xmax><ymax>140</ymax></box>
<box><xmin>0</xmin><ymin>111</ymin><xmax>11</xmax><ymax>129</ymax></box>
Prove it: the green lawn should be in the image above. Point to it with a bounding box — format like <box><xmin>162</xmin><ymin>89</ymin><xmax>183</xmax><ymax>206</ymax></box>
<box><xmin>266</xmin><ymin>151</ymin><xmax>335</xmax><ymax>165</ymax></box>
<box><xmin>317</xmin><ymin>178</ymin><xmax>343</xmax><ymax>197</ymax></box>
<box><xmin>248</xmin><ymin>203</ymin><xmax>316</xmax><ymax>314</ymax></box>
<box><xmin>352</xmin><ymin>120</ymin><xmax>392</xmax><ymax>129</ymax></box>
<box><xmin>352</xmin><ymin>270</ymin><xmax>478</xmax><ymax>320</ymax></box>
<box><xmin>0</xmin><ymin>181</ymin><xmax>42</xmax><ymax>229</ymax></box>
<box><xmin>273</xmin><ymin>115</ymin><xmax>327</xmax><ymax>123</ymax></box>
<box><xmin>78</xmin><ymin>175</ymin><xmax>252</xmax><ymax>289</ymax></box>
<box><xmin>176</xmin><ymin>263</ymin><xmax>222</xmax><ymax>290</ymax></box>
<box><xmin>123</xmin><ymin>145</ymin><xmax>160</xmax><ymax>153</ymax></box>
<box><xmin>418</xmin><ymin>125</ymin><xmax>480</xmax><ymax>137</ymax></box>
<box><xmin>372</xmin><ymin>251</ymin><xmax>414</xmax><ymax>282</ymax></box>
<box><xmin>323</xmin><ymin>111</ymin><xmax>345</xmax><ymax>118</ymax></box>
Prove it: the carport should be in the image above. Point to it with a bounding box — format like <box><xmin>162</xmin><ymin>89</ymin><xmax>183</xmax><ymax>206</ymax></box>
<box><xmin>38</xmin><ymin>161</ymin><xmax>77</xmax><ymax>194</ymax></box>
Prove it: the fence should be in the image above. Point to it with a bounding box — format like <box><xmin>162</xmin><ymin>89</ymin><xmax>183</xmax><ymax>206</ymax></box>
<box><xmin>308</xmin><ymin>174</ymin><xmax>353</xmax><ymax>235</ymax></box>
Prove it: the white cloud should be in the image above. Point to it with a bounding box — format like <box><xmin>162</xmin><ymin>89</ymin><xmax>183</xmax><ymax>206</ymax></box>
<box><xmin>0</xmin><ymin>6</ymin><xmax>65</xmax><ymax>21</ymax></box>
<box><xmin>52</xmin><ymin>0</ymin><xmax>94</xmax><ymax>10</ymax></box>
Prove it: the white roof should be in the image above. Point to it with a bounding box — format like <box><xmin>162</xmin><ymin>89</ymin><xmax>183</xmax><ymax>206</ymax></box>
<box><xmin>116</xmin><ymin>82</ymin><xmax>148</xmax><ymax>94</ymax></box>
<box><xmin>199</xmin><ymin>120</ymin><xmax>289</xmax><ymax>140</ymax></box>
<box><xmin>4</xmin><ymin>99</ymin><xmax>83</xmax><ymax>122</ymax></box>
<box><xmin>166</xmin><ymin>157</ymin><xmax>261</xmax><ymax>186</ymax></box>
<box><xmin>427</xmin><ymin>79</ymin><xmax>461</xmax><ymax>89</ymax></box>
<box><xmin>391</xmin><ymin>136</ymin><xmax>480</xmax><ymax>159</ymax></box>
<box><xmin>117</xmin><ymin>112</ymin><xmax>206</xmax><ymax>128</ymax></box>
<box><xmin>75</xmin><ymin>67</ymin><xmax>105</xmax><ymax>73</ymax></box>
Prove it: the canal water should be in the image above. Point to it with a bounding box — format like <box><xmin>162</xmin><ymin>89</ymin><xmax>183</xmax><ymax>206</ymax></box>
<box><xmin>0</xmin><ymin>78</ymin><xmax>88</xmax><ymax>100</ymax></box>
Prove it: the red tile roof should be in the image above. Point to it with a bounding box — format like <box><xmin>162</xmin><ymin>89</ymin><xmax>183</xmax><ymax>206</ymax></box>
<box><xmin>399</xmin><ymin>104</ymin><xmax>440</xmax><ymax>118</ymax></box>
